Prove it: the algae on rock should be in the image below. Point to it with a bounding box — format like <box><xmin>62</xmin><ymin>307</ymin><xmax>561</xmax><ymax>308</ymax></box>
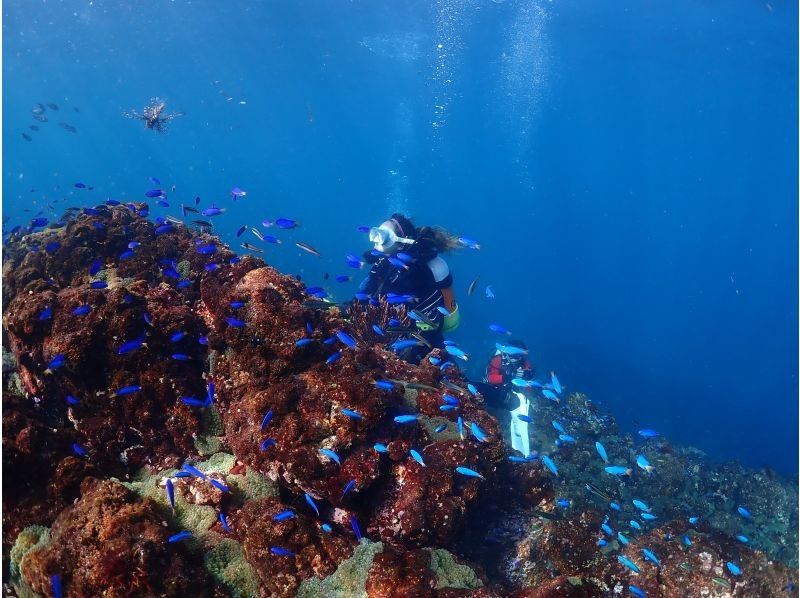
<box><xmin>9</xmin><ymin>525</ymin><xmax>50</xmax><ymax>596</ymax></box>
<box><xmin>428</xmin><ymin>548</ymin><xmax>483</xmax><ymax>590</ymax></box>
<box><xmin>296</xmin><ymin>539</ymin><xmax>384</xmax><ymax>598</ymax></box>
<box><xmin>205</xmin><ymin>538</ymin><xmax>260</xmax><ymax>598</ymax></box>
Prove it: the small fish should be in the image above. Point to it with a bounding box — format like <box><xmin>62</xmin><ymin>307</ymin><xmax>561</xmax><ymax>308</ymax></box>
<box><xmin>630</xmin><ymin>520</ymin><xmax>642</xmax><ymax>530</ymax></box>
<box><xmin>304</xmin><ymin>492</ymin><xmax>320</xmax><ymax>517</ymax></box>
<box><xmin>374</xmin><ymin>380</ymin><xmax>395</xmax><ymax>391</ymax></box>
<box><xmin>737</xmin><ymin>506</ymin><xmax>751</xmax><ymax>519</ymax></box>
<box><xmin>182</xmin><ymin>464</ymin><xmax>208</xmax><ymax>479</ymax></box>
<box><xmin>542</xmin><ymin>389</ymin><xmax>559</xmax><ymax>402</ymax></box>
<box><xmin>342</xmin><ymin>479</ymin><xmax>357</xmax><ymax>497</ymax></box>
<box><xmin>610</xmin><ymin>502</ymin><xmax>622</xmax><ymax>511</ymax></box>
<box><xmin>66</xmin><ymin>395</ymin><xmax>79</xmax><ymax>405</ymax></box>
<box><xmin>320</xmin><ymin>448</ymin><xmax>341</xmax><ymax>465</ymax></box>
<box><xmin>201</xmin><ymin>206</ymin><xmax>225</xmax><ymax>217</ymax></box>
<box><xmin>457</xmin><ymin>416</ymin><xmax>464</xmax><ymax>439</ymax></box>
<box><xmin>640</xmin><ymin>547</ymin><xmax>660</xmax><ymax>566</ymax></box>
<box><xmin>373</xmin><ymin>443</ymin><xmax>388</xmax><ymax>453</ymax></box>
<box><xmin>260</xmin><ymin>410</ymin><xmax>274</xmax><ymax>429</ymax></box>
<box><xmin>617</xmin><ymin>555</ymin><xmax>640</xmax><ymax>573</ymax></box>
<box><xmin>467</xmin><ymin>277</ymin><xmax>479</xmax><ymax>296</ymax></box>
<box><xmin>559</xmin><ymin>434</ymin><xmax>576</xmax><ymax>443</ymax></box>
<box><xmin>517</xmin><ymin>414</ymin><xmax>533</xmax><ymax>423</ymax></box>
<box><xmin>326</xmin><ymin>351</ymin><xmax>342</xmax><ymax>365</ymax></box>
<box><xmin>336</xmin><ymin>275</ymin><xmax>351</xmax><ymax>283</ymax></box>
<box><xmin>90</xmin><ymin>280</ymin><xmax>108</xmax><ymax>289</ymax></box>
<box><xmin>351</xmin><ymin>515</ymin><xmax>362</xmax><ymax>540</ymax></box>
<box><xmin>445</xmin><ymin>345</ymin><xmax>469</xmax><ymax>360</ymax></box>
<box><xmin>336</xmin><ymin>330</ymin><xmax>357</xmax><ymax>348</ymax></box>
<box><xmin>111</xmin><ymin>385</ymin><xmax>141</xmax><ymax>397</ymax></box>
<box><xmin>552</xmin><ymin>421</ymin><xmax>566</xmax><ymax>434</ymax></box>
<box><xmin>632</xmin><ymin>499</ymin><xmax>650</xmax><ymax>512</ymax></box>
<box><xmin>638</xmin><ymin>428</ymin><xmax>660</xmax><ymax>439</ymax></box>
<box><xmin>38</xmin><ymin>306</ymin><xmax>53</xmax><ymax>321</ymax></box>
<box><xmin>230</xmin><ymin>187</ymin><xmax>247</xmax><ymax>200</ymax></box>
<box><xmin>457</xmin><ymin>236</ymin><xmax>480</xmax><ymax>250</ymax></box>
<box><xmin>210</xmin><ymin>479</ymin><xmax>230</xmax><ymax>493</ymax></box>
<box><xmin>489</xmin><ymin>323</ymin><xmax>511</xmax><ymax>335</ymax></box>
<box><xmin>295</xmin><ymin>338</ymin><xmax>313</xmax><ymax>347</ymax></box>
<box><xmin>118</xmin><ymin>338</ymin><xmax>145</xmax><ymax>355</ymax></box>
<box><xmin>168</xmin><ymin>531</ymin><xmax>192</xmax><ymax>543</ymax></box>
<box><xmin>236</xmin><ymin>225</ymin><xmax>247</xmax><ymax>237</ymax></box>
<box><xmin>166</xmin><ymin>479</ymin><xmax>175</xmax><ymax>512</ymax></box>
<box><xmin>711</xmin><ymin>577</ymin><xmax>731</xmax><ymax>589</ymax></box>
<box><xmin>434</xmin><ymin>423</ymin><xmax>447</xmax><ymax>433</ymax></box>
<box><xmin>321</xmin><ymin>523</ymin><xmax>332</xmax><ymax>533</ymax></box>
<box><xmin>226</xmin><ymin>317</ymin><xmax>247</xmax><ymax>328</ymax></box>
<box><xmin>270</xmin><ymin>546</ymin><xmax>296</xmax><ymax>557</ymax></box>
<box><xmin>50</xmin><ymin>574</ymin><xmax>62</xmax><ymax>598</ymax></box>
<box><xmin>628</xmin><ymin>585</ymin><xmax>646</xmax><ymax>598</ymax></box>
<box><xmin>273</xmin><ymin>510</ymin><xmax>296</xmax><ymax>522</ymax></box>
<box><xmin>341</xmin><ymin>408</ymin><xmax>363</xmax><ymax>420</ymax></box>
<box><xmin>72</xmin><ymin>443</ymin><xmax>87</xmax><ymax>457</ymax></box>
<box><xmin>260</xmin><ymin>438</ymin><xmax>277</xmax><ymax>451</ymax></box>
<box><xmin>641</xmin><ymin>513</ymin><xmax>657</xmax><ymax>521</ymax></box>
<box><xmin>601</xmin><ymin>523</ymin><xmax>613</xmax><ymax>535</ymax></box>
<box><xmin>618</xmin><ymin>532</ymin><xmax>630</xmax><ymax>545</ymax></box>
<box><xmin>275</xmin><ymin>218</ymin><xmax>299</xmax><ymax>229</ymax></box>
<box><xmin>172</xmin><ymin>353</ymin><xmax>192</xmax><ymax>361</ymax></box>
<box><xmin>219</xmin><ymin>512</ymin><xmax>232</xmax><ymax>533</ymax></box>
<box><xmin>726</xmin><ymin>561</ymin><xmax>742</xmax><ymax>576</ymax></box>
<box><xmin>635</xmin><ymin>454</ymin><xmax>654</xmax><ymax>473</ymax></box>
<box><xmin>410</xmin><ymin>449</ymin><xmax>426</xmax><ymax>466</ymax></box>
<box><xmin>455</xmin><ymin>466</ymin><xmax>484</xmax><ymax>479</ymax></box>
<box><xmin>485</xmin><ymin>285</ymin><xmax>495</xmax><ymax>299</ymax></box>
<box><xmin>682</xmin><ymin>534</ymin><xmax>692</xmax><ymax>546</ymax></box>
<box><xmin>394</xmin><ymin>414</ymin><xmax>419</xmax><ymax>424</ymax></box>
<box><xmin>736</xmin><ymin>534</ymin><xmax>749</xmax><ymax>543</ymax></box>
<box><xmin>604</xmin><ymin>465</ymin><xmax>632</xmax><ymax>476</ymax></box>
<box><xmin>470</xmin><ymin>422</ymin><xmax>488</xmax><ymax>442</ymax></box>
<box><xmin>595</xmin><ymin>442</ymin><xmax>609</xmax><ymax>463</ymax></box>
<box><xmin>250</xmin><ymin>227</ymin><xmax>264</xmax><ymax>241</ymax></box>
<box><xmin>541</xmin><ymin>455</ymin><xmax>559</xmax><ymax>476</ymax></box>
<box><xmin>556</xmin><ymin>498</ymin><xmax>571</xmax><ymax>508</ymax></box>
<box><xmin>22</xmin><ymin>132</ymin><xmax>32</xmax><ymax>141</ymax></box>
<box><xmin>296</xmin><ymin>241</ymin><xmax>321</xmax><ymax>257</ymax></box>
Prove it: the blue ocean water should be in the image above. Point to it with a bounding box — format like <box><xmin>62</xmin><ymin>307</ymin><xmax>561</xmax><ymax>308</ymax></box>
<box><xmin>4</xmin><ymin>0</ymin><xmax>797</xmax><ymax>475</ymax></box>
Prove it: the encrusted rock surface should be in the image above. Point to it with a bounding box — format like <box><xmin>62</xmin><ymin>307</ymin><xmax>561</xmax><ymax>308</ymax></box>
<box><xmin>3</xmin><ymin>207</ymin><xmax>797</xmax><ymax>597</ymax></box>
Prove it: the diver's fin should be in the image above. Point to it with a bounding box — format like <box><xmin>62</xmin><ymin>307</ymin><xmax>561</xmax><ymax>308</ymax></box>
<box><xmin>509</xmin><ymin>391</ymin><xmax>531</xmax><ymax>456</ymax></box>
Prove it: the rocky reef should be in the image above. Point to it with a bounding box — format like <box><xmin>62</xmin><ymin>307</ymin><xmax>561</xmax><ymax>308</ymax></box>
<box><xmin>3</xmin><ymin>205</ymin><xmax>797</xmax><ymax>597</ymax></box>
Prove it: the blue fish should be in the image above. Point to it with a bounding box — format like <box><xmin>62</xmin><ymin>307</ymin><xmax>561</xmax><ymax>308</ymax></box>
<box><xmin>642</xmin><ymin>548</ymin><xmax>660</xmax><ymax>566</ymax></box>
<box><xmin>45</xmin><ymin>241</ymin><xmax>61</xmax><ymax>253</ymax></box>
<box><xmin>638</xmin><ymin>428</ymin><xmax>660</xmax><ymax>439</ymax></box>
<box><xmin>210</xmin><ymin>479</ymin><xmax>230</xmax><ymax>493</ymax></box>
<box><xmin>66</xmin><ymin>395</ymin><xmax>79</xmax><ymax>405</ymax></box>
<box><xmin>336</xmin><ymin>275</ymin><xmax>351</xmax><ymax>283</ymax></box>
<box><xmin>618</xmin><ymin>532</ymin><xmax>630</xmax><ymax>545</ymax></box>
<box><xmin>597</xmin><ymin>538</ymin><xmax>608</xmax><ymax>547</ymax></box>
<box><xmin>617</xmin><ymin>555</ymin><xmax>640</xmax><ymax>573</ymax></box>
<box><xmin>391</xmin><ymin>339</ymin><xmax>420</xmax><ymax>351</ymax></box>
<box><xmin>394</xmin><ymin>415</ymin><xmax>419</xmax><ymax>424</ymax></box>
<box><xmin>50</xmin><ymin>574</ymin><xmax>62</xmax><ymax>598</ymax></box>
<box><xmin>595</xmin><ymin>442</ymin><xmax>608</xmax><ymax>463</ymax></box>
<box><xmin>517</xmin><ymin>414</ymin><xmax>533</xmax><ymax>423</ymax></box>
<box><xmin>182</xmin><ymin>397</ymin><xmax>206</xmax><ymax>407</ymax></box>
<box><xmin>145</xmin><ymin>189</ymin><xmax>164</xmax><ymax>198</ymax></box>
<box><xmin>434</xmin><ymin>424</ymin><xmax>447</xmax><ymax>433</ymax></box>
<box><xmin>467</xmin><ymin>383</ymin><xmax>478</xmax><ymax>396</ymax></box>
<box><xmin>260</xmin><ymin>438</ymin><xmax>277</xmax><ymax>451</ymax></box>
<box><xmin>550</xmin><ymin>372</ymin><xmax>562</xmax><ymax>394</ymax></box>
<box><xmin>630</xmin><ymin>520</ymin><xmax>642</xmax><ymax>530</ymax></box>
<box><xmin>342</xmin><ymin>479</ymin><xmax>356</xmax><ymax>497</ymax></box>
<box><xmin>373</xmin><ymin>443</ymin><xmax>388</xmax><ymax>453</ymax></box>
<box><xmin>556</xmin><ymin>498</ymin><xmax>571</xmax><ymax>508</ymax></box>
<box><xmin>273</xmin><ymin>510</ymin><xmax>296</xmax><ymax>521</ymax></box>
<box><xmin>168</xmin><ymin>531</ymin><xmax>192</xmax><ymax>543</ymax></box>
<box><xmin>261</xmin><ymin>410</ymin><xmax>274</xmax><ymax>429</ymax></box>
<box><xmin>682</xmin><ymin>534</ymin><xmax>692</xmax><ymax>546</ymax></box>
<box><xmin>166</xmin><ymin>479</ymin><xmax>175</xmax><ymax>512</ymax></box>
<box><xmin>442</xmin><ymin>394</ymin><xmax>460</xmax><ymax>406</ymax></box>
<box><xmin>163</xmin><ymin>267</ymin><xmax>181</xmax><ymax>279</ymax></box>
<box><xmin>170</xmin><ymin>331</ymin><xmax>186</xmax><ymax>343</ymax></box>
<box><xmin>350</xmin><ymin>515</ymin><xmax>363</xmax><ymax>540</ymax></box>
<box><xmin>440</xmin><ymin>405</ymin><xmax>456</xmax><ymax>412</ymax></box>
<box><xmin>204</xmin><ymin>263</ymin><xmax>220</xmax><ymax>272</ymax></box>
<box><xmin>89</xmin><ymin>258</ymin><xmax>103</xmax><ymax>275</ymax></box>
<box><xmin>457</xmin><ymin>416</ymin><xmax>464</xmax><ymax>439</ymax></box>
<box><xmin>601</xmin><ymin>523</ymin><xmax>613</xmax><ymax>535</ymax></box>
<box><xmin>542</xmin><ymin>389</ymin><xmax>559</xmax><ymax>402</ymax></box>
<box><xmin>374</xmin><ymin>380</ymin><xmax>394</xmax><ymax>390</ymax></box>
<box><xmin>197</xmin><ymin>243</ymin><xmax>216</xmax><ymax>255</ymax></box>
<box><xmin>226</xmin><ymin>317</ymin><xmax>246</xmax><ymax>328</ymax></box>
<box><xmin>271</xmin><ymin>546</ymin><xmax>296</xmax><ymax>557</ymax></box>
<box><xmin>470</xmin><ymin>422</ymin><xmax>488</xmax><ymax>442</ymax></box>
<box><xmin>90</xmin><ymin>280</ymin><xmax>108</xmax><ymax>289</ymax></box>
<box><xmin>736</xmin><ymin>534</ymin><xmax>749</xmax><ymax>543</ymax></box>
<box><xmin>143</xmin><ymin>312</ymin><xmax>153</xmax><ymax>326</ymax></box>
<box><xmin>558</xmin><ymin>434</ymin><xmax>576</xmax><ymax>443</ymax></box>
<box><xmin>552</xmin><ymin>421</ymin><xmax>566</xmax><ymax>434</ymax></box>
<box><xmin>610</xmin><ymin>502</ymin><xmax>622</xmax><ymax>512</ymax></box>
<box><xmin>737</xmin><ymin>506</ymin><xmax>751</xmax><ymax>519</ymax></box>
<box><xmin>321</xmin><ymin>523</ymin><xmax>332</xmax><ymax>533</ymax></box>
<box><xmin>341</xmin><ymin>408</ymin><xmax>363</xmax><ymax>420</ymax></box>
<box><xmin>172</xmin><ymin>353</ymin><xmax>192</xmax><ymax>361</ymax></box>
<box><xmin>629</xmin><ymin>585</ymin><xmax>647</xmax><ymax>598</ymax></box>
<box><xmin>455</xmin><ymin>466</ymin><xmax>484</xmax><ymax>479</ymax></box>
<box><xmin>641</xmin><ymin>513</ymin><xmax>657</xmax><ymax>521</ymax></box>
<box><xmin>635</xmin><ymin>454</ymin><xmax>654</xmax><ymax>473</ymax></box>
<box><xmin>488</xmin><ymin>323</ymin><xmax>512</xmax><ymax>335</ymax></box>
<box><xmin>632</xmin><ymin>499</ymin><xmax>650</xmax><ymax>512</ymax></box>
<box><xmin>201</xmin><ymin>206</ymin><xmax>225</xmax><ymax>217</ymax></box>
<box><xmin>726</xmin><ymin>561</ymin><xmax>742</xmax><ymax>576</ymax></box>
<box><xmin>236</xmin><ymin>225</ymin><xmax>246</xmax><ymax>237</ymax></box>
<box><xmin>154</xmin><ymin>224</ymin><xmax>174</xmax><ymax>235</ymax></box>
<box><xmin>275</xmin><ymin>218</ymin><xmax>298</xmax><ymax>229</ymax></box>
<box><xmin>46</xmin><ymin>354</ymin><xmax>66</xmax><ymax>371</ymax></box>
<box><xmin>428</xmin><ymin>356</ymin><xmax>442</xmax><ymax>366</ymax></box>
<box><xmin>304</xmin><ymin>493</ymin><xmax>320</xmax><ymax>517</ymax></box>
<box><xmin>120</xmin><ymin>250</ymin><xmax>135</xmax><ymax>260</ymax></box>
<box><xmin>182</xmin><ymin>464</ymin><xmax>208</xmax><ymax>480</ymax></box>
<box><xmin>219</xmin><ymin>512</ymin><xmax>231</xmax><ymax>533</ymax></box>
<box><xmin>295</xmin><ymin>338</ymin><xmax>313</xmax><ymax>347</ymax></box>
<box><xmin>326</xmin><ymin>351</ymin><xmax>342</xmax><ymax>365</ymax></box>
<box><xmin>541</xmin><ymin>455</ymin><xmax>559</xmax><ymax>476</ymax></box>
<box><xmin>198</xmin><ymin>335</ymin><xmax>208</xmax><ymax>345</ymax></box>
<box><xmin>112</xmin><ymin>385</ymin><xmax>141</xmax><ymax>397</ymax></box>
<box><xmin>410</xmin><ymin>449</ymin><xmax>426</xmax><ymax>466</ymax></box>
<box><xmin>604</xmin><ymin>465</ymin><xmax>632</xmax><ymax>476</ymax></box>
<box><xmin>508</xmin><ymin>456</ymin><xmax>530</xmax><ymax>463</ymax></box>
<box><xmin>445</xmin><ymin>345</ymin><xmax>469</xmax><ymax>361</ymax></box>
<box><xmin>320</xmin><ymin>448</ymin><xmax>341</xmax><ymax>465</ymax></box>
<box><xmin>72</xmin><ymin>443</ymin><xmax>87</xmax><ymax>457</ymax></box>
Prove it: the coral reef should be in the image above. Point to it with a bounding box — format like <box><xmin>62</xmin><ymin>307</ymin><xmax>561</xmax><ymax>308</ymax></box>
<box><xmin>3</xmin><ymin>206</ymin><xmax>797</xmax><ymax>597</ymax></box>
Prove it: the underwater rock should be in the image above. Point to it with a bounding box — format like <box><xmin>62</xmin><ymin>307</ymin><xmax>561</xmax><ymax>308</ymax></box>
<box><xmin>19</xmin><ymin>477</ymin><xmax>212</xmax><ymax>596</ymax></box>
<box><xmin>2</xmin><ymin>207</ymin><xmax>797</xmax><ymax>596</ymax></box>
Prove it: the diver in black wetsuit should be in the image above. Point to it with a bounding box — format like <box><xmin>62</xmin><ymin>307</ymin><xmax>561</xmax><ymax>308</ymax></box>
<box><xmin>359</xmin><ymin>214</ymin><xmax>460</xmax><ymax>363</ymax></box>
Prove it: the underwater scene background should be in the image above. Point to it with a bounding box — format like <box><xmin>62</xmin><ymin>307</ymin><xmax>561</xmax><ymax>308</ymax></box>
<box><xmin>2</xmin><ymin>0</ymin><xmax>798</xmax><ymax>597</ymax></box>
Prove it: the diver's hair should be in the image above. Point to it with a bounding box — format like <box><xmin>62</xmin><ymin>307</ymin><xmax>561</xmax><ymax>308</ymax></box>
<box><xmin>389</xmin><ymin>214</ymin><xmax>461</xmax><ymax>253</ymax></box>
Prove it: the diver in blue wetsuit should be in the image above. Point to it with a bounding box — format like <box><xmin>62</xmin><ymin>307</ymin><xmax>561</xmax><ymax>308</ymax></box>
<box><xmin>359</xmin><ymin>214</ymin><xmax>460</xmax><ymax>363</ymax></box>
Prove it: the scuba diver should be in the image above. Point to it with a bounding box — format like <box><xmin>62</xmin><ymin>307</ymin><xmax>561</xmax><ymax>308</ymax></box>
<box><xmin>477</xmin><ymin>340</ymin><xmax>536</xmax><ymax>456</ymax></box>
<box><xmin>360</xmin><ymin>214</ymin><xmax>460</xmax><ymax>363</ymax></box>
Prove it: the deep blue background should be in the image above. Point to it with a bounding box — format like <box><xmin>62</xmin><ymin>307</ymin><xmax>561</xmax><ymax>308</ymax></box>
<box><xmin>3</xmin><ymin>0</ymin><xmax>797</xmax><ymax>475</ymax></box>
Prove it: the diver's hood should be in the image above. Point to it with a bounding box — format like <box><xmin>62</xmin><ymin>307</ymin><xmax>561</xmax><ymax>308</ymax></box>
<box><xmin>369</xmin><ymin>223</ymin><xmax>415</xmax><ymax>253</ymax></box>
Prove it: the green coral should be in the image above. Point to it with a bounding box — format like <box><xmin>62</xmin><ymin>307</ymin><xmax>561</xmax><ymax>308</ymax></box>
<box><xmin>228</xmin><ymin>467</ymin><xmax>279</xmax><ymax>500</ymax></box>
<box><xmin>202</xmin><ymin>405</ymin><xmax>224</xmax><ymax>436</ymax></box>
<box><xmin>9</xmin><ymin>525</ymin><xmax>50</xmax><ymax>594</ymax></box>
<box><xmin>427</xmin><ymin>548</ymin><xmax>483</xmax><ymax>590</ymax></box>
<box><xmin>177</xmin><ymin>260</ymin><xmax>192</xmax><ymax>279</ymax></box>
<box><xmin>205</xmin><ymin>539</ymin><xmax>259</xmax><ymax>598</ymax></box>
<box><xmin>195</xmin><ymin>406</ymin><xmax>225</xmax><ymax>455</ymax></box>
<box><xmin>296</xmin><ymin>540</ymin><xmax>384</xmax><ymax>598</ymax></box>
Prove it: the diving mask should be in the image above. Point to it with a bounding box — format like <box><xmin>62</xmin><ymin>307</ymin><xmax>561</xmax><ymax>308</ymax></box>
<box><xmin>369</xmin><ymin>223</ymin><xmax>415</xmax><ymax>253</ymax></box>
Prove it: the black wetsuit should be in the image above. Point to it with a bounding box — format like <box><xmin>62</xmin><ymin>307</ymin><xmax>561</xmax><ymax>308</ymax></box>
<box><xmin>359</xmin><ymin>237</ymin><xmax>451</xmax><ymax>363</ymax></box>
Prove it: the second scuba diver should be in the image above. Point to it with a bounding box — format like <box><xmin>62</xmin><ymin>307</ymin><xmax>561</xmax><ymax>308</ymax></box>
<box><xmin>359</xmin><ymin>213</ymin><xmax>460</xmax><ymax>363</ymax></box>
<box><xmin>477</xmin><ymin>340</ymin><xmax>536</xmax><ymax>456</ymax></box>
